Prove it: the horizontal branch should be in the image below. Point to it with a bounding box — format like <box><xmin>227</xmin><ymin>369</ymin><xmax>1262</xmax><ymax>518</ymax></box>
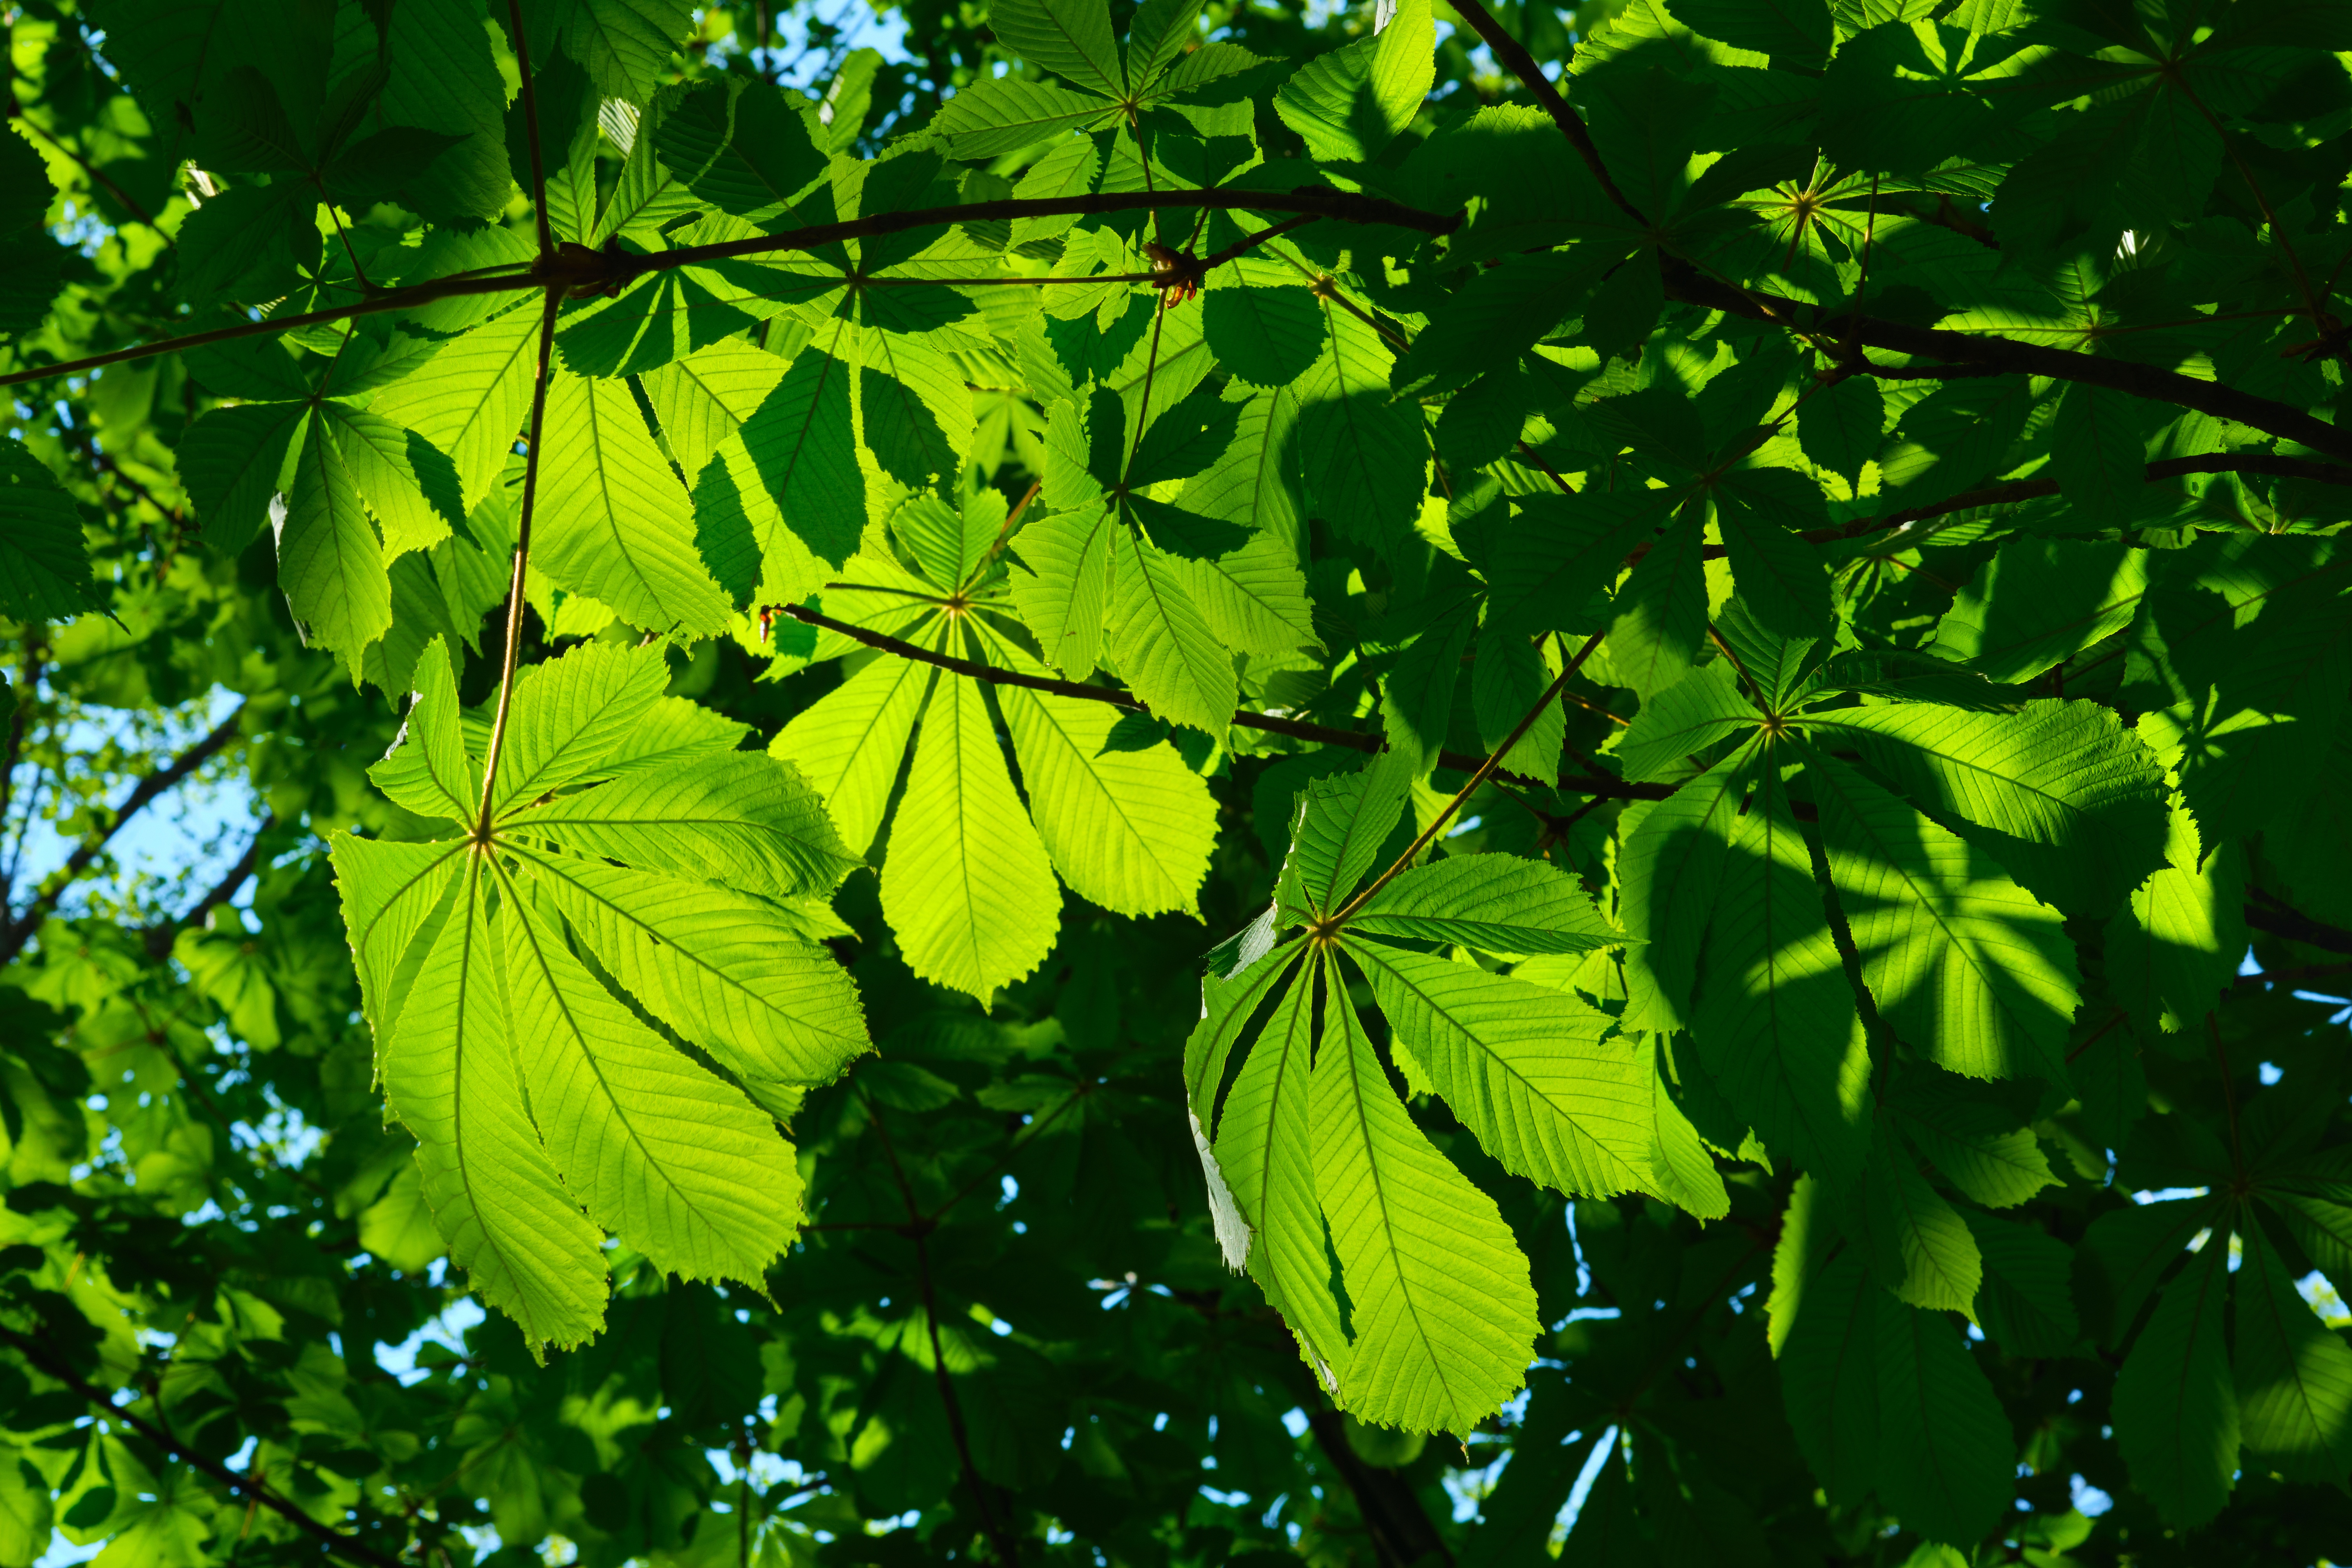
<box><xmin>1667</xmin><ymin>261</ymin><xmax>2352</xmax><ymax>463</ymax></box>
<box><xmin>1796</xmin><ymin>451</ymin><xmax>2352</xmax><ymax>551</ymax></box>
<box><xmin>0</xmin><ymin>188</ymin><xmax>1456</xmax><ymax>391</ymax></box>
<box><xmin>2246</xmin><ymin>892</ymin><xmax>2352</xmax><ymax>957</ymax></box>
<box><xmin>0</xmin><ymin>703</ymin><xmax>245</xmax><ymax>966</ymax></box>
<box><xmin>775</xmin><ymin>606</ymin><xmax>1669</xmax><ymax>800</ymax></box>
<box><xmin>0</xmin><ymin>1324</ymin><xmax>406</xmax><ymax>1568</ymax></box>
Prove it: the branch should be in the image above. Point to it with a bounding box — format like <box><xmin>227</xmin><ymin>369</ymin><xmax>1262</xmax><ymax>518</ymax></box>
<box><xmin>0</xmin><ymin>188</ymin><xmax>1459</xmax><ymax>392</ymax></box>
<box><xmin>2245</xmin><ymin>891</ymin><xmax>2352</xmax><ymax>957</ymax></box>
<box><xmin>1442</xmin><ymin>0</ymin><xmax>1644</xmax><ymax>227</ymax></box>
<box><xmin>1665</xmin><ymin>261</ymin><xmax>2352</xmax><ymax>463</ymax></box>
<box><xmin>1796</xmin><ymin>452</ymin><xmax>2352</xmax><ymax>552</ymax></box>
<box><xmin>1303</xmin><ymin>1408</ymin><xmax>1457</xmax><ymax>1568</ymax></box>
<box><xmin>472</xmin><ymin>291</ymin><xmax>563</xmax><ymax>838</ymax></box>
<box><xmin>0</xmin><ymin>1324</ymin><xmax>407</xmax><ymax>1568</ymax></box>
<box><xmin>773</xmin><ymin>606</ymin><xmax>1669</xmax><ymax>800</ymax></box>
<box><xmin>142</xmin><ymin>815</ymin><xmax>272</xmax><ymax>960</ymax></box>
<box><xmin>1437</xmin><ymin>0</ymin><xmax>2352</xmax><ymax>462</ymax></box>
<box><xmin>0</xmin><ymin>703</ymin><xmax>245</xmax><ymax>966</ymax></box>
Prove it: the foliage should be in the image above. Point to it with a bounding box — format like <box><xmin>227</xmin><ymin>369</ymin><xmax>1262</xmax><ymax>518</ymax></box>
<box><xmin>4</xmin><ymin>0</ymin><xmax>2352</xmax><ymax>1563</ymax></box>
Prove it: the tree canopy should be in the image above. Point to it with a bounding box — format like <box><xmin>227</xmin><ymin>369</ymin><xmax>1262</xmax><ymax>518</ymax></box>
<box><xmin>4</xmin><ymin>0</ymin><xmax>2352</xmax><ymax>1563</ymax></box>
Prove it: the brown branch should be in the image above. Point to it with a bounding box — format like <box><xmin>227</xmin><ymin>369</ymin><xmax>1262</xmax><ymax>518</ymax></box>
<box><xmin>772</xmin><ymin>605</ymin><xmax>1669</xmax><ymax>800</ymax></box>
<box><xmin>2245</xmin><ymin>892</ymin><xmax>2352</xmax><ymax>957</ymax></box>
<box><xmin>1780</xmin><ymin>452</ymin><xmax>2352</xmax><ymax>557</ymax></box>
<box><xmin>1443</xmin><ymin>0</ymin><xmax>1645</xmax><ymax>227</ymax></box>
<box><xmin>1664</xmin><ymin>261</ymin><xmax>2352</xmax><ymax>463</ymax></box>
<box><xmin>0</xmin><ymin>1324</ymin><xmax>407</xmax><ymax>1568</ymax></box>
<box><xmin>0</xmin><ymin>702</ymin><xmax>245</xmax><ymax>966</ymax></box>
<box><xmin>0</xmin><ymin>188</ymin><xmax>1457</xmax><ymax>392</ymax></box>
<box><xmin>142</xmin><ymin>815</ymin><xmax>272</xmax><ymax>960</ymax></box>
<box><xmin>2236</xmin><ymin>960</ymin><xmax>2352</xmax><ymax>990</ymax></box>
<box><xmin>1303</xmin><ymin>1408</ymin><xmax>1456</xmax><ymax>1568</ymax></box>
<box><xmin>859</xmin><ymin>1092</ymin><xmax>1020</xmax><ymax>1565</ymax></box>
<box><xmin>6</xmin><ymin>106</ymin><xmax>169</xmax><ymax>237</ymax></box>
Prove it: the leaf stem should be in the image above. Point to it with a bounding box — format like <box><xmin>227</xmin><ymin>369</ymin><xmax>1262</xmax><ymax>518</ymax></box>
<box><xmin>1334</xmin><ymin>630</ymin><xmax>1610</xmax><ymax>924</ymax></box>
<box><xmin>472</xmin><ymin>289</ymin><xmax>564</xmax><ymax>841</ymax></box>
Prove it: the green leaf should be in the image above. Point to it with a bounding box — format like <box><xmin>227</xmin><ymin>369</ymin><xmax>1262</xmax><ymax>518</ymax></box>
<box><xmin>858</xmin><ymin>328</ymin><xmax>973</xmax><ymax>494</ymax></box>
<box><xmin>1711</xmin><ymin>470</ymin><xmax>1833</xmax><ymax>642</ymax></box>
<box><xmin>1486</xmin><ymin>491</ymin><xmax>1659</xmax><ymax>640</ymax></box>
<box><xmin>2108</xmin><ymin>834</ymin><xmax>2245</xmax><ymax>1036</ymax></box>
<box><xmin>1673</xmin><ymin>0</ymin><xmax>1831</xmax><ymax>63</ymax></box>
<box><xmin>178</xmin><ymin>402</ymin><xmax>310</xmax><ymax>552</ymax></box>
<box><xmin>2050</xmin><ymin>382</ymin><xmax>2149</xmax><ymax>529</ymax></box>
<box><xmin>371</xmin><ymin>300</ymin><xmax>546</xmax><ymax>513</ymax></box>
<box><xmin>1348</xmin><ymin>854</ymin><xmax>1625</xmax><ymax>955</ymax></box>
<box><xmin>694</xmin><ymin>340</ymin><xmax>864</xmax><ymax>592</ymax></box>
<box><xmin>547</xmin><ymin>0</ymin><xmax>698</xmax><ymax>103</ymax></box>
<box><xmin>1627</xmin><ymin>751</ymin><xmax>1873</xmax><ymax>1183</ymax></box>
<box><xmin>1807</xmin><ymin>699</ymin><xmax>2167</xmax><ymax>918</ymax></box>
<box><xmin>765</xmin><ymin>647</ymin><xmax>933</xmax><ymax>860</ymax></box>
<box><xmin>1211</xmin><ymin>956</ymin><xmax>1348</xmax><ymax>1381</ymax></box>
<box><xmin>484</xmin><ymin>639</ymin><xmax>672</xmax><ymax>817</ymax></box>
<box><xmin>1107</xmin><ymin>526</ymin><xmax>1235</xmax><ymax>736</ymax></box>
<box><xmin>1345</xmin><ymin>939</ymin><xmax>1664</xmax><ymax>1202</ymax></box>
<box><xmin>1379</xmin><ymin>614</ymin><xmax>1470</xmax><ymax>778</ymax></box>
<box><xmin>1778</xmin><ymin>1246</ymin><xmax>1881</xmax><ymax>1503</ymax></box>
<box><xmin>1893</xmin><ymin>1076</ymin><xmax>2056</xmax><ymax>1209</ymax></box>
<box><xmin>319</xmin><ymin>404</ymin><xmax>463</xmax><ymax>559</ymax></box>
<box><xmin>653</xmin><ymin>78</ymin><xmax>826</xmax><ymax>223</ymax></box>
<box><xmin>1928</xmin><ymin>538</ymin><xmax>2151</xmax><ymax>685</ymax></box>
<box><xmin>536</xmin><ymin>369</ymin><xmax>733</xmax><ymax>635</ymax></box>
<box><xmin>1277</xmin><ymin>765</ymin><xmax>1407</xmax><ymax>921</ymax></box>
<box><xmin>933</xmin><ymin>77</ymin><xmax>1115</xmax><ymax>159</ymax></box>
<box><xmin>2113</xmin><ymin>1238</ymin><xmax>2239</xmax><ymax>1528</ymax></box>
<box><xmin>278</xmin><ymin>415</ymin><xmax>394</xmax><ymax>671</ymax></box>
<box><xmin>1010</xmin><ymin>505</ymin><xmax>1119</xmax><ymax>679</ymax></box>
<box><xmin>502</xmin><ymin>753</ymin><xmax>859</xmax><ymax>901</ymax></box>
<box><xmin>878</xmin><ymin>667</ymin><xmax>1062</xmax><ymax>1003</ymax></box>
<box><xmin>1203</xmin><ymin>280</ymin><xmax>1326</xmax><ymax>390</ymax></box>
<box><xmin>1312</xmin><ymin>951</ymin><xmax>1539</xmax><ymax>1435</ymax></box>
<box><xmin>2235</xmin><ymin>1215</ymin><xmax>2352</xmax><ymax>1486</ymax></box>
<box><xmin>1874</xmin><ymin>1292</ymin><xmax>2015</xmax><ymax>1547</ymax></box>
<box><xmin>1606</xmin><ymin>506</ymin><xmax>1710</xmax><ymax>700</ymax></box>
<box><xmin>994</xmin><ymin>662</ymin><xmax>1216</xmax><ymax>917</ymax></box>
<box><xmin>1273</xmin><ymin>0</ymin><xmax>1434</xmax><ymax>163</ymax></box>
<box><xmin>368</xmin><ymin>851</ymin><xmax>611</xmax><ymax>1350</ymax></box>
<box><xmin>1294</xmin><ymin>300</ymin><xmax>1424</xmax><ymax>558</ymax></box>
<box><xmin>1390</xmin><ymin>253</ymin><xmax>1594</xmax><ymax>397</ymax></box>
<box><xmin>640</xmin><ymin>335</ymin><xmax>792</xmax><ymax>485</ymax></box>
<box><xmin>1618</xmin><ymin>660</ymin><xmax>1755</xmax><ymax>782</ymax></box>
<box><xmin>0</xmin><ymin>436</ymin><xmax>99</xmax><ymax>622</ymax></box>
<box><xmin>1807</xmin><ymin>749</ymin><xmax>2080</xmax><ymax>1085</ymax></box>
<box><xmin>372</xmin><ymin>636</ymin><xmax>479</xmax><ymax>821</ymax></box>
<box><xmin>988</xmin><ymin>0</ymin><xmax>1125</xmax><ymax>96</ymax></box>
<box><xmin>1863</xmin><ymin>1119</ymin><xmax>1983</xmax><ymax>1316</ymax></box>
<box><xmin>496</xmin><ymin>873</ymin><xmax>804</xmax><ymax>1282</ymax></box>
<box><xmin>1964</xmin><ymin>1209</ymin><xmax>2080</xmax><ymax>1357</ymax></box>
<box><xmin>521</xmin><ymin>850</ymin><xmax>869</xmax><ymax>1094</ymax></box>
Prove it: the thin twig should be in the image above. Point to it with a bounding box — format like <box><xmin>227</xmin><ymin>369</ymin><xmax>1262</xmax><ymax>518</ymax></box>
<box><xmin>0</xmin><ymin>703</ymin><xmax>246</xmax><ymax>965</ymax></box>
<box><xmin>0</xmin><ymin>1325</ymin><xmax>406</xmax><ymax>1568</ymax></box>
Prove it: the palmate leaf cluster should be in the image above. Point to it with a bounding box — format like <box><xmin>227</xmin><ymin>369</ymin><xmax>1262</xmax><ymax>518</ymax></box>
<box><xmin>3</xmin><ymin>0</ymin><xmax>2352</xmax><ymax>1562</ymax></box>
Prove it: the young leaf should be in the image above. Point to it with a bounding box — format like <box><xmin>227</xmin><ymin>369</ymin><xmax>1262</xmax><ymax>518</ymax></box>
<box><xmin>1347</xmin><ymin>854</ymin><xmax>1624</xmax><ymax>955</ymax></box>
<box><xmin>1272</xmin><ymin>0</ymin><xmax>1433</xmax><ymax>163</ymax></box>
